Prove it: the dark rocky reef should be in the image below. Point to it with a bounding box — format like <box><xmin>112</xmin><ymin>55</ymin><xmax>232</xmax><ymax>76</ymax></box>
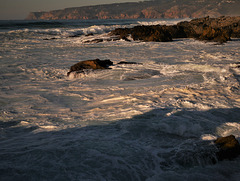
<box><xmin>112</xmin><ymin>25</ymin><xmax>173</xmax><ymax>42</ymax></box>
<box><xmin>178</xmin><ymin>16</ymin><xmax>240</xmax><ymax>42</ymax></box>
<box><xmin>214</xmin><ymin>135</ymin><xmax>240</xmax><ymax>161</ymax></box>
<box><xmin>110</xmin><ymin>16</ymin><xmax>240</xmax><ymax>43</ymax></box>
<box><xmin>67</xmin><ymin>59</ymin><xmax>113</xmax><ymax>76</ymax></box>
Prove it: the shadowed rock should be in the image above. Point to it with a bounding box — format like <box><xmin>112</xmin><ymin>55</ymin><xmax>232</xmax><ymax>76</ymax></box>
<box><xmin>111</xmin><ymin>25</ymin><xmax>173</xmax><ymax>42</ymax></box>
<box><xmin>117</xmin><ymin>61</ymin><xmax>143</xmax><ymax>65</ymax></box>
<box><xmin>85</xmin><ymin>33</ymin><xmax>94</xmax><ymax>36</ymax></box>
<box><xmin>67</xmin><ymin>59</ymin><xmax>113</xmax><ymax>76</ymax></box>
<box><xmin>214</xmin><ymin>135</ymin><xmax>240</xmax><ymax>161</ymax></box>
<box><xmin>83</xmin><ymin>36</ymin><xmax>121</xmax><ymax>43</ymax></box>
<box><xmin>197</xmin><ymin>26</ymin><xmax>231</xmax><ymax>43</ymax></box>
<box><xmin>131</xmin><ymin>25</ymin><xmax>173</xmax><ymax>42</ymax></box>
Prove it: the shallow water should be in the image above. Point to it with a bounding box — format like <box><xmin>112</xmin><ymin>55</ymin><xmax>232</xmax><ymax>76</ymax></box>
<box><xmin>0</xmin><ymin>19</ymin><xmax>240</xmax><ymax>180</ymax></box>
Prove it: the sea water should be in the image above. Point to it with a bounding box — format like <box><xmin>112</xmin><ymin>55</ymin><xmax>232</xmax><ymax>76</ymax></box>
<box><xmin>0</xmin><ymin>19</ymin><xmax>240</xmax><ymax>180</ymax></box>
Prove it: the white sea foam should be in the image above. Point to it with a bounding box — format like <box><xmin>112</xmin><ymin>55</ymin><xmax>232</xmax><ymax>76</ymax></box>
<box><xmin>201</xmin><ymin>134</ymin><xmax>217</xmax><ymax>141</ymax></box>
<box><xmin>1</xmin><ymin>19</ymin><xmax>240</xmax><ymax>180</ymax></box>
<box><xmin>137</xmin><ymin>18</ymin><xmax>191</xmax><ymax>26</ymax></box>
<box><xmin>216</xmin><ymin>122</ymin><xmax>240</xmax><ymax>137</ymax></box>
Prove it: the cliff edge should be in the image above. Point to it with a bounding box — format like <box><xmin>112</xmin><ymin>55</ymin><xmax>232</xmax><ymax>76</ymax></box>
<box><xmin>26</xmin><ymin>0</ymin><xmax>240</xmax><ymax>20</ymax></box>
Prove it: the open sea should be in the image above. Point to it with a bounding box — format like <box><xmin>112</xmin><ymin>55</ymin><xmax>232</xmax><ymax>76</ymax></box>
<box><xmin>0</xmin><ymin>18</ymin><xmax>240</xmax><ymax>181</ymax></box>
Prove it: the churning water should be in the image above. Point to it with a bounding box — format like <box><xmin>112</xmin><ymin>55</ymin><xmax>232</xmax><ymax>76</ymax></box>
<box><xmin>0</xmin><ymin>19</ymin><xmax>240</xmax><ymax>180</ymax></box>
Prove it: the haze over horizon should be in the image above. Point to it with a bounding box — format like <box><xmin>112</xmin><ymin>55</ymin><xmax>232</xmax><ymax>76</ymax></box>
<box><xmin>0</xmin><ymin>0</ymin><xmax>142</xmax><ymax>20</ymax></box>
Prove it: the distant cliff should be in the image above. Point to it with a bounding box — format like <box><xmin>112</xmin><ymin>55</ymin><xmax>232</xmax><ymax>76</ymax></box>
<box><xmin>26</xmin><ymin>0</ymin><xmax>240</xmax><ymax>20</ymax></box>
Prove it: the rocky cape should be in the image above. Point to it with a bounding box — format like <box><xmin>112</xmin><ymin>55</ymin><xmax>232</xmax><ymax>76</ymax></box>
<box><xmin>26</xmin><ymin>0</ymin><xmax>240</xmax><ymax>20</ymax></box>
<box><xmin>109</xmin><ymin>16</ymin><xmax>240</xmax><ymax>43</ymax></box>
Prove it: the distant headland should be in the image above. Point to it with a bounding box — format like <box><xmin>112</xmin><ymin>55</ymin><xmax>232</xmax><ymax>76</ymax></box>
<box><xmin>26</xmin><ymin>0</ymin><xmax>240</xmax><ymax>20</ymax></box>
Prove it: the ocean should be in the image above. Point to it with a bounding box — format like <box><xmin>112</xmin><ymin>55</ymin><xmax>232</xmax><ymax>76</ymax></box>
<box><xmin>0</xmin><ymin>19</ymin><xmax>240</xmax><ymax>180</ymax></box>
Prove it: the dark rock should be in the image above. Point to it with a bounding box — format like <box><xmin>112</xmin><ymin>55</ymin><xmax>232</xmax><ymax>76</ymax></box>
<box><xmin>69</xmin><ymin>34</ymin><xmax>81</xmax><ymax>38</ymax></box>
<box><xmin>111</xmin><ymin>25</ymin><xmax>173</xmax><ymax>42</ymax></box>
<box><xmin>43</xmin><ymin>37</ymin><xmax>58</xmax><ymax>40</ymax></box>
<box><xmin>110</xmin><ymin>24</ymin><xmax>183</xmax><ymax>42</ymax></box>
<box><xmin>214</xmin><ymin>135</ymin><xmax>240</xmax><ymax>161</ymax></box>
<box><xmin>109</xmin><ymin>28</ymin><xmax>132</xmax><ymax>41</ymax></box>
<box><xmin>120</xmin><ymin>36</ymin><xmax>131</xmax><ymax>42</ymax></box>
<box><xmin>177</xmin><ymin>16</ymin><xmax>240</xmax><ymax>41</ymax></box>
<box><xmin>197</xmin><ymin>26</ymin><xmax>231</xmax><ymax>43</ymax></box>
<box><xmin>84</xmin><ymin>39</ymin><xmax>104</xmax><ymax>43</ymax></box>
<box><xmin>164</xmin><ymin>25</ymin><xmax>188</xmax><ymax>39</ymax></box>
<box><xmin>67</xmin><ymin>59</ymin><xmax>113</xmax><ymax>76</ymax></box>
<box><xmin>110</xmin><ymin>16</ymin><xmax>240</xmax><ymax>43</ymax></box>
<box><xmin>83</xmin><ymin>37</ymin><xmax>121</xmax><ymax>43</ymax></box>
<box><xmin>117</xmin><ymin>61</ymin><xmax>142</xmax><ymax>65</ymax></box>
<box><xmin>132</xmin><ymin>25</ymin><xmax>173</xmax><ymax>42</ymax></box>
<box><xmin>235</xmin><ymin>62</ymin><xmax>240</xmax><ymax>68</ymax></box>
<box><xmin>122</xmin><ymin>69</ymin><xmax>161</xmax><ymax>81</ymax></box>
<box><xmin>85</xmin><ymin>33</ymin><xmax>94</xmax><ymax>36</ymax></box>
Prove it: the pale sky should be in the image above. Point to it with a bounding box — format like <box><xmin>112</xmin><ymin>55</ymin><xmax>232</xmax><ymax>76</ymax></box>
<box><xmin>0</xmin><ymin>0</ymin><xmax>142</xmax><ymax>20</ymax></box>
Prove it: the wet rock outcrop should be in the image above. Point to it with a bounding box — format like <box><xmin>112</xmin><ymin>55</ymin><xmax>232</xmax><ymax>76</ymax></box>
<box><xmin>214</xmin><ymin>135</ymin><xmax>240</xmax><ymax>161</ymax></box>
<box><xmin>178</xmin><ymin>16</ymin><xmax>240</xmax><ymax>42</ymax></box>
<box><xmin>67</xmin><ymin>59</ymin><xmax>113</xmax><ymax>76</ymax></box>
<box><xmin>111</xmin><ymin>25</ymin><xmax>173</xmax><ymax>42</ymax></box>
<box><xmin>110</xmin><ymin>16</ymin><xmax>240</xmax><ymax>43</ymax></box>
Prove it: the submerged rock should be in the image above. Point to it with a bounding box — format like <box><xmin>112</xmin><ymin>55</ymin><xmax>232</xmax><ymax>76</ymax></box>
<box><xmin>83</xmin><ymin>36</ymin><xmax>121</xmax><ymax>43</ymax></box>
<box><xmin>214</xmin><ymin>135</ymin><xmax>240</xmax><ymax>161</ymax></box>
<box><xmin>173</xmin><ymin>135</ymin><xmax>240</xmax><ymax>167</ymax></box>
<box><xmin>117</xmin><ymin>61</ymin><xmax>143</xmax><ymax>65</ymax></box>
<box><xmin>122</xmin><ymin>69</ymin><xmax>161</xmax><ymax>81</ymax></box>
<box><xmin>84</xmin><ymin>39</ymin><xmax>104</xmax><ymax>43</ymax></box>
<box><xmin>43</xmin><ymin>37</ymin><xmax>58</xmax><ymax>40</ymax></box>
<box><xmin>85</xmin><ymin>33</ymin><xmax>94</xmax><ymax>36</ymax></box>
<box><xmin>67</xmin><ymin>59</ymin><xmax>113</xmax><ymax>76</ymax></box>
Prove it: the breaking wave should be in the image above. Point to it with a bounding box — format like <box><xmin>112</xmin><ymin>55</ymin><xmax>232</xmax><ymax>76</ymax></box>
<box><xmin>1</xmin><ymin>18</ymin><xmax>240</xmax><ymax>181</ymax></box>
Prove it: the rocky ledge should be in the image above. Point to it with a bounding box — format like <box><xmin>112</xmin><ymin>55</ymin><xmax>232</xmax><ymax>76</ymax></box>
<box><xmin>110</xmin><ymin>16</ymin><xmax>240</xmax><ymax>43</ymax></box>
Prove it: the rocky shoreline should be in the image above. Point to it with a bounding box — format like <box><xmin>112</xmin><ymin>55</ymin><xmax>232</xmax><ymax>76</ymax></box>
<box><xmin>110</xmin><ymin>16</ymin><xmax>240</xmax><ymax>43</ymax></box>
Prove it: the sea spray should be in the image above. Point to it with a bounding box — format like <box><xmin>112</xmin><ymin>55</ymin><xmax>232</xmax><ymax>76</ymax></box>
<box><xmin>0</xmin><ymin>19</ymin><xmax>240</xmax><ymax>180</ymax></box>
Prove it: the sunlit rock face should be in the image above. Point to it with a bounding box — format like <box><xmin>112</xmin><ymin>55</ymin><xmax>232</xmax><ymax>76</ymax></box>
<box><xmin>214</xmin><ymin>135</ymin><xmax>240</xmax><ymax>161</ymax></box>
<box><xmin>25</xmin><ymin>0</ymin><xmax>240</xmax><ymax>20</ymax></box>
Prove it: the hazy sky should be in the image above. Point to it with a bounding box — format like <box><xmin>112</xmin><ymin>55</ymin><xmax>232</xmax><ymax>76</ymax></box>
<box><xmin>0</xmin><ymin>0</ymin><xmax>142</xmax><ymax>20</ymax></box>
